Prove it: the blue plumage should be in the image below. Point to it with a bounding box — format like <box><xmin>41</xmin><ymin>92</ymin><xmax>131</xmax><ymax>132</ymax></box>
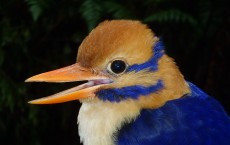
<box><xmin>127</xmin><ymin>41</ymin><xmax>165</xmax><ymax>72</ymax></box>
<box><xmin>117</xmin><ymin>82</ymin><xmax>230</xmax><ymax>145</ymax></box>
<box><xmin>96</xmin><ymin>80</ymin><xmax>164</xmax><ymax>102</ymax></box>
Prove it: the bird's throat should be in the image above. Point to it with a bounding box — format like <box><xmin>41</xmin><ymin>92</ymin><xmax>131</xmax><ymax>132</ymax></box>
<box><xmin>78</xmin><ymin>100</ymin><xmax>140</xmax><ymax>145</ymax></box>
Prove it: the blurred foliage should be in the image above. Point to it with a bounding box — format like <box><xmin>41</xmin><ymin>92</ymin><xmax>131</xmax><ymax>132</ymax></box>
<box><xmin>0</xmin><ymin>0</ymin><xmax>229</xmax><ymax>145</ymax></box>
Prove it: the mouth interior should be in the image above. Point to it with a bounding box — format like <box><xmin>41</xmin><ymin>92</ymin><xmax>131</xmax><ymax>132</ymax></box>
<box><xmin>48</xmin><ymin>79</ymin><xmax>113</xmax><ymax>97</ymax></box>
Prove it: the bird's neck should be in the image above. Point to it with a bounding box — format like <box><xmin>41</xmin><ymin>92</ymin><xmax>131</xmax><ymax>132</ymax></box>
<box><xmin>137</xmin><ymin>54</ymin><xmax>190</xmax><ymax>109</ymax></box>
<box><xmin>77</xmin><ymin>55</ymin><xmax>190</xmax><ymax>145</ymax></box>
<box><xmin>78</xmin><ymin>100</ymin><xmax>141</xmax><ymax>145</ymax></box>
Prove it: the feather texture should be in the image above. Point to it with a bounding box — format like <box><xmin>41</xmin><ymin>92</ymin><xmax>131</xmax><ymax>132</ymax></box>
<box><xmin>96</xmin><ymin>80</ymin><xmax>164</xmax><ymax>102</ymax></box>
<box><xmin>127</xmin><ymin>40</ymin><xmax>165</xmax><ymax>72</ymax></box>
<box><xmin>26</xmin><ymin>20</ymin><xmax>230</xmax><ymax>145</ymax></box>
<box><xmin>117</xmin><ymin>82</ymin><xmax>230</xmax><ymax>145</ymax></box>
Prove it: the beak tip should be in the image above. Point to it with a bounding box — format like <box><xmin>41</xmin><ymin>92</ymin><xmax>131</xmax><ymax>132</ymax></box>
<box><xmin>25</xmin><ymin>76</ymin><xmax>38</xmax><ymax>82</ymax></box>
<box><xmin>25</xmin><ymin>76</ymin><xmax>46</xmax><ymax>83</ymax></box>
<box><xmin>28</xmin><ymin>99</ymin><xmax>46</xmax><ymax>104</ymax></box>
<box><xmin>28</xmin><ymin>100</ymin><xmax>37</xmax><ymax>104</ymax></box>
<box><xmin>25</xmin><ymin>78</ymin><xmax>31</xmax><ymax>82</ymax></box>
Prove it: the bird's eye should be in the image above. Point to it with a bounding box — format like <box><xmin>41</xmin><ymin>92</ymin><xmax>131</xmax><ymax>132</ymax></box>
<box><xmin>107</xmin><ymin>60</ymin><xmax>127</xmax><ymax>75</ymax></box>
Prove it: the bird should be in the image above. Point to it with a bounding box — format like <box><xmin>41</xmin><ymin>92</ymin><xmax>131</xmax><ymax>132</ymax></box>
<box><xmin>26</xmin><ymin>20</ymin><xmax>230</xmax><ymax>145</ymax></box>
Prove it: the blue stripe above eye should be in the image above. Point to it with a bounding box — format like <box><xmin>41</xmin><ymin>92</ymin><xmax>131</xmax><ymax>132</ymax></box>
<box><xmin>127</xmin><ymin>41</ymin><xmax>165</xmax><ymax>72</ymax></box>
<box><xmin>96</xmin><ymin>80</ymin><xmax>164</xmax><ymax>102</ymax></box>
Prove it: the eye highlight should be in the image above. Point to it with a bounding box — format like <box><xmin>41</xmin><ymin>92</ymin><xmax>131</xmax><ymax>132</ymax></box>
<box><xmin>107</xmin><ymin>60</ymin><xmax>127</xmax><ymax>75</ymax></box>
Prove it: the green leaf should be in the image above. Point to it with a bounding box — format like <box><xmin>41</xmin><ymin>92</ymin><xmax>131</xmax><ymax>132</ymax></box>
<box><xmin>79</xmin><ymin>0</ymin><xmax>104</xmax><ymax>31</ymax></box>
<box><xmin>25</xmin><ymin>0</ymin><xmax>43</xmax><ymax>21</ymax></box>
<box><xmin>104</xmin><ymin>1</ymin><xmax>132</xmax><ymax>19</ymax></box>
<box><xmin>144</xmin><ymin>9</ymin><xmax>198</xmax><ymax>26</ymax></box>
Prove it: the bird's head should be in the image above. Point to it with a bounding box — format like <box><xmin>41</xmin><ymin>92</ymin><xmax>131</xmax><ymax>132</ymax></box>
<box><xmin>26</xmin><ymin>20</ymin><xmax>190</xmax><ymax>109</ymax></box>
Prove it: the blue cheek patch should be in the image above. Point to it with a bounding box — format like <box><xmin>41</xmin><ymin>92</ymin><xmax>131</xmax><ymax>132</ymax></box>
<box><xmin>127</xmin><ymin>41</ymin><xmax>165</xmax><ymax>72</ymax></box>
<box><xmin>96</xmin><ymin>80</ymin><xmax>164</xmax><ymax>102</ymax></box>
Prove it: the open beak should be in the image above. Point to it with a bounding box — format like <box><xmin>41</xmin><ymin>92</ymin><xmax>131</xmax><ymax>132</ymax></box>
<box><xmin>25</xmin><ymin>63</ymin><xmax>112</xmax><ymax>104</ymax></box>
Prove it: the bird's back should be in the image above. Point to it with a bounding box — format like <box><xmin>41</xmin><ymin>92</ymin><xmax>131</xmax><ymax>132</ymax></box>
<box><xmin>117</xmin><ymin>82</ymin><xmax>230</xmax><ymax>145</ymax></box>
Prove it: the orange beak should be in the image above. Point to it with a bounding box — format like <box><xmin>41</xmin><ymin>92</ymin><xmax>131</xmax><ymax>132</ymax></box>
<box><xmin>25</xmin><ymin>63</ymin><xmax>112</xmax><ymax>104</ymax></box>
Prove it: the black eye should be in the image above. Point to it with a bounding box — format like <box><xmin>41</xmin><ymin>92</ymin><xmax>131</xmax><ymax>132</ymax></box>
<box><xmin>107</xmin><ymin>60</ymin><xmax>127</xmax><ymax>74</ymax></box>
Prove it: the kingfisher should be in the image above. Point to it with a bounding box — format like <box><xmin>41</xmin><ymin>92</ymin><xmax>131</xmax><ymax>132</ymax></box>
<box><xmin>26</xmin><ymin>20</ymin><xmax>230</xmax><ymax>145</ymax></box>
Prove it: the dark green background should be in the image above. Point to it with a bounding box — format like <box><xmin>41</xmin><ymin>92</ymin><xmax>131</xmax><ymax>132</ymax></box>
<box><xmin>0</xmin><ymin>0</ymin><xmax>229</xmax><ymax>145</ymax></box>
